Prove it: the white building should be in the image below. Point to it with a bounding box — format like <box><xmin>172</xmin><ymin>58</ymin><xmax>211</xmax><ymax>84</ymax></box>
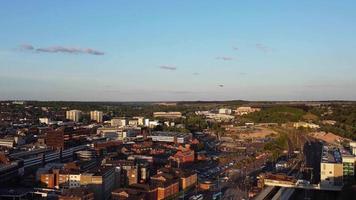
<box><xmin>206</xmin><ymin>113</ymin><xmax>235</xmax><ymax>121</ymax></box>
<box><xmin>293</xmin><ymin>122</ymin><xmax>320</xmax><ymax>129</ymax></box>
<box><xmin>164</xmin><ymin>121</ymin><xmax>175</xmax><ymax>127</ymax></box>
<box><xmin>128</xmin><ymin>119</ymin><xmax>139</xmax><ymax>126</ymax></box>
<box><xmin>148</xmin><ymin>131</ymin><xmax>192</xmax><ymax>144</ymax></box>
<box><xmin>350</xmin><ymin>142</ymin><xmax>356</xmax><ymax>156</ymax></box>
<box><xmin>97</xmin><ymin>127</ymin><xmax>126</xmax><ymax>140</ymax></box>
<box><xmin>153</xmin><ymin>112</ymin><xmax>182</xmax><ymax>119</ymax></box>
<box><xmin>148</xmin><ymin>120</ymin><xmax>161</xmax><ymax>128</ymax></box>
<box><xmin>196</xmin><ymin>110</ymin><xmax>235</xmax><ymax>122</ymax></box>
<box><xmin>68</xmin><ymin>173</ymin><xmax>81</xmax><ymax>188</ymax></box>
<box><xmin>133</xmin><ymin>117</ymin><xmax>145</xmax><ymax>126</ymax></box>
<box><xmin>235</xmin><ymin>106</ymin><xmax>260</xmax><ymax>116</ymax></box>
<box><xmin>39</xmin><ymin>117</ymin><xmax>50</xmax><ymax>124</ymax></box>
<box><xmin>0</xmin><ymin>138</ymin><xmax>15</xmax><ymax>148</ymax></box>
<box><xmin>219</xmin><ymin>108</ymin><xmax>232</xmax><ymax>115</ymax></box>
<box><xmin>144</xmin><ymin>119</ymin><xmax>150</xmax><ymax>127</ymax></box>
<box><xmin>90</xmin><ymin>110</ymin><xmax>103</xmax><ymax>123</ymax></box>
<box><xmin>111</xmin><ymin>118</ymin><xmax>127</xmax><ymax>127</ymax></box>
<box><xmin>66</xmin><ymin>110</ymin><xmax>82</xmax><ymax>122</ymax></box>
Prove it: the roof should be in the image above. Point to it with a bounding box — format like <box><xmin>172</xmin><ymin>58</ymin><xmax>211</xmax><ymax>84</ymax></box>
<box><xmin>111</xmin><ymin>188</ymin><xmax>146</xmax><ymax>200</ymax></box>
<box><xmin>86</xmin><ymin>166</ymin><xmax>114</xmax><ymax>176</ymax></box>
<box><xmin>321</xmin><ymin>145</ymin><xmax>342</xmax><ymax>163</ymax></box>
<box><xmin>61</xmin><ymin>188</ymin><xmax>93</xmax><ymax>197</ymax></box>
<box><xmin>0</xmin><ymin>188</ymin><xmax>32</xmax><ymax>197</ymax></box>
<box><xmin>150</xmin><ymin>131</ymin><xmax>191</xmax><ymax>137</ymax></box>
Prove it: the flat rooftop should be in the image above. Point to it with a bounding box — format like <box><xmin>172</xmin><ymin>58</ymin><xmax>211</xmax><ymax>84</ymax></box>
<box><xmin>150</xmin><ymin>131</ymin><xmax>191</xmax><ymax>137</ymax></box>
<box><xmin>321</xmin><ymin>145</ymin><xmax>342</xmax><ymax>163</ymax></box>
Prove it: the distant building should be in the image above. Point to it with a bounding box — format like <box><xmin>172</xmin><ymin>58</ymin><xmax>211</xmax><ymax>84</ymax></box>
<box><xmin>133</xmin><ymin>117</ymin><xmax>145</xmax><ymax>126</ymax></box>
<box><xmin>45</xmin><ymin>130</ymin><xmax>65</xmax><ymax>150</ymax></box>
<box><xmin>148</xmin><ymin>132</ymin><xmax>192</xmax><ymax>144</ymax></box>
<box><xmin>153</xmin><ymin>112</ymin><xmax>182</xmax><ymax>119</ymax></box>
<box><xmin>39</xmin><ymin>117</ymin><xmax>50</xmax><ymax>124</ymax></box>
<box><xmin>207</xmin><ymin>113</ymin><xmax>234</xmax><ymax>121</ymax></box>
<box><xmin>128</xmin><ymin>119</ymin><xmax>139</xmax><ymax>126</ymax></box>
<box><xmin>350</xmin><ymin>142</ymin><xmax>356</xmax><ymax>156</ymax></box>
<box><xmin>0</xmin><ymin>138</ymin><xmax>15</xmax><ymax>148</ymax></box>
<box><xmin>275</xmin><ymin>161</ymin><xmax>288</xmax><ymax>171</ymax></box>
<box><xmin>218</xmin><ymin>108</ymin><xmax>232</xmax><ymax>115</ymax></box>
<box><xmin>97</xmin><ymin>127</ymin><xmax>126</xmax><ymax>140</ymax></box>
<box><xmin>293</xmin><ymin>122</ymin><xmax>320</xmax><ymax>129</ymax></box>
<box><xmin>111</xmin><ymin>118</ymin><xmax>127</xmax><ymax>127</ymax></box>
<box><xmin>148</xmin><ymin>120</ymin><xmax>161</xmax><ymax>128</ymax></box>
<box><xmin>12</xmin><ymin>101</ymin><xmax>24</xmax><ymax>105</ymax></box>
<box><xmin>321</xmin><ymin>120</ymin><xmax>337</xmax><ymax>126</ymax></box>
<box><xmin>90</xmin><ymin>111</ymin><xmax>103</xmax><ymax>123</ymax></box>
<box><xmin>196</xmin><ymin>111</ymin><xmax>234</xmax><ymax>121</ymax></box>
<box><xmin>144</xmin><ymin>119</ymin><xmax>150</xmax><ymax>127</ymax></box>
<box><xmin>170</xmin><ymin>145</ymin><xmax>195</xmax><ymax>164</ymax></box>
<box><xmin>235</xmin><ymin>106</ymin><xmax>260</xmax><ymax>116</ymax></box>
<box><xmin>66</xmin><ymin>110</ymin><xmax>82</xmax><ymax>122</ymax></box>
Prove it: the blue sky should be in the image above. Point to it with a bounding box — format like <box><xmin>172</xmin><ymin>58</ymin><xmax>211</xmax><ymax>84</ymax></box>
<box><xmin>1</xmin><ymin>1</ymin><xmax>355</xmax><ymax>101</ymax></box>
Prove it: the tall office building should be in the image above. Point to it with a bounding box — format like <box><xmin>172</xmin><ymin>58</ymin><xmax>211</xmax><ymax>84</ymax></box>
<box><xmin>66</xmin><ymin>110</ymin><xmax>82</xmax><ymax>122</ymax></box>
<box><xmin>90</xmin><ymin>110</ymin><xmax>103</xmax><ymax>123</ymax></box>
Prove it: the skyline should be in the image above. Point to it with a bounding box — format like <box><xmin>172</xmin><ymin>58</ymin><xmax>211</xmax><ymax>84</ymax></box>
<box><xmin>1</xmin><ymin>1</ymin><xmax>356</xmax><ymax>101</ymax></box>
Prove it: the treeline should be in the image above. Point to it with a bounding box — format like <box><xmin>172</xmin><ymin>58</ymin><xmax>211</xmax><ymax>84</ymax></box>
<box><xmin>264</xmin><ymin>133</ymin><xmax>289</xmax><ymax>161</ymax></box>
<box><xmin>317</xmin><ymin>105</ymin><xmax>356</xmax><ymax>140</ymax></box>
<box><xmin>243</xmin><ymin>106</ymin><xmax>306</xmax><ymax>124</ymax></box>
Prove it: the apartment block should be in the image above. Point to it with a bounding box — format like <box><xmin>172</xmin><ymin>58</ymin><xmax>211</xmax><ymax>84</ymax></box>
<box><xmin>66</xmin><ymin>110</ymin><xmax>82</xmax><ymax>122</ymax></box>
<box><xmin>90</xmin><ymin>111</ymin><xmax>103</xmax><ymax>123</ymax></box>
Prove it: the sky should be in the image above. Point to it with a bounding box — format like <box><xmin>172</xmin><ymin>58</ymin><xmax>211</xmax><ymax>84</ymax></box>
<box><xmin>1</xmin><ymin>0</ymin><xmax>356</xmax><ymax>101</ymax></box>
